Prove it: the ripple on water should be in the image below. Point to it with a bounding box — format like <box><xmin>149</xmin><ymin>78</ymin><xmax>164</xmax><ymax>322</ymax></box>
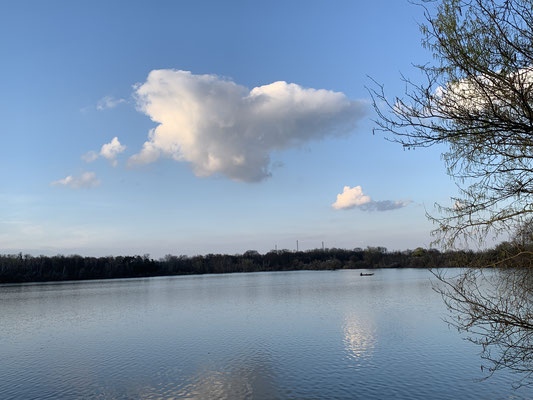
<box><xmin>1</xmin><ymin>270</ymin><xmax>532</xmax><ymax>399</ymax></box>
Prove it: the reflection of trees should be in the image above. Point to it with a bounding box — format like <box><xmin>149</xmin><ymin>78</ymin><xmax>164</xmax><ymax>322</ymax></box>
<box><xmin>436</xmin><ymin>264</ymin><xmax>533</xmax><ymax>387</ymax></box>
<box><xmin>343</xmin><ymin>313</ymin><xmax>376</xmax><ymax>361</ymax></box>
<box><xmin>434</xmin><ymin>222</ymin><xmax>533</xmax><ymax>386</ymax></box>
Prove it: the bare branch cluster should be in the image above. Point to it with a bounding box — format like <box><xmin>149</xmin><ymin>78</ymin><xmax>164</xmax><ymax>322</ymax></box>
<box><xmin>372</xmin><ymin>0</ymin><xmax>533</xmax><ymax>385</ymax></box>
<box><xmin>371</xmin><ymin>0</ymin><xmax>533</xmax><ymax>247</ymax></box>
<box><xmin>434</xmin><ymin>257</ymin><xmax>533</xmax><ymax>387</ymax></box>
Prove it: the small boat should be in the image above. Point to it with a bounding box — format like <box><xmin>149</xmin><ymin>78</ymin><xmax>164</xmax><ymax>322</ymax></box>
<box><xmin>360</xmin><ymin>272</ymin><xmax>374</xmax><ymax>276</ymax></box>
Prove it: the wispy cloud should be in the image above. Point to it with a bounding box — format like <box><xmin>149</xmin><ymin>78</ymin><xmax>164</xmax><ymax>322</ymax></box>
<box><xmin>51</xmin><ymin>172</ymin><xmax>100</xmax><ymax>189</ymax></box>
<box><xmin>0</xmin><ymin>219</ymin><xmax>116</xmax><ymax>252</ymax></box>
<box><xmin>359</xmin><ymin>199</ymin><xmax>411</xmax><ymax>212</ymax></box>
<box><xmin>81</xmin><ymin>151</ymin><xmax>99</xmax><ymax>163</ymax></box>
<box><xmin>332</xmin><ymin>185</ymin><xmax>410</xmax><ymax>212</ymax></box>
<box><xmin>96</xmin><ymin>95</ymin><xmax>126</xmax><ymax>111</ymax></box>
<box><xmin>129</xmin><ymin>69</ymin><xmax>368</xmax><ymax>182</ymax></box>
<box><xmin>82</xmin><ymin>137</ymin><xmax>126</xmax><ymax>167</ymax></box>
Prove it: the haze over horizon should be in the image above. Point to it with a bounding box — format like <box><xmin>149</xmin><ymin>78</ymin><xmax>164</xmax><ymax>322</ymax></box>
<box><xmin>1</xmin><ymin>0</ymin><xmax>462</xmax><ymax>257</ymax></box>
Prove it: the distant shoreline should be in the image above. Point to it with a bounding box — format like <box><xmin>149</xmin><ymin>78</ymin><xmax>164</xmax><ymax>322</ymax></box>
<box><xmin>0</xmin><ymin>246</ymin><xmax>500</xmax><ymax>284</ymax></box>
<box><xmin>0</xmin><ymin>267</ymin><xmax>433</xmax><ymax>287</ymax></box>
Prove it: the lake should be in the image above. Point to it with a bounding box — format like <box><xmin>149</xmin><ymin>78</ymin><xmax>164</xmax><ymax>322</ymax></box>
<box><xmin>1</xmin><ymin>269</ymin><xmax>531</xmax><ymax>399</ymax></box>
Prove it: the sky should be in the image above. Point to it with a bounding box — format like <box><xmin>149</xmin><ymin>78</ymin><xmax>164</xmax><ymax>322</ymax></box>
<box><xmin>0</xmin><ymin>0</ymin><xmax>460</xmax><ymax>257</ymax></box>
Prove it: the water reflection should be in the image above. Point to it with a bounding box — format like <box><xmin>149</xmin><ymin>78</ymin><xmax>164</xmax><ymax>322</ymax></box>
<box><xmin>2</xmin><ymin>270</ymin><xmax>533</xmax><ymax>399</ymax></box>
<box><xmin>343</xmin><ymin>312</ymin><xmax>376</xmax><ymax>361</ymax></box>
<box><xmin>137</xmin><ymin>353</ymin><xmax>279</xmax><ymax>400</ymax></box>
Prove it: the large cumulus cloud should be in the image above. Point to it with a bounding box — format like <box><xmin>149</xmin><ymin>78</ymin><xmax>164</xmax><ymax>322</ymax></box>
<box><xmin>129</xmin><ymin>70</ymin><xmax>367</xmax><ymax>182</ymax></box>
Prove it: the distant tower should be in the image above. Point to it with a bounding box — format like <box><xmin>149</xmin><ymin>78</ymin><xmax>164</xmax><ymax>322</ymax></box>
<box><xmin>296</xmin><ymin>240</ymin><xmax>299</xmax><ymax>252</ymax></box>
<box><xmin>322</xmin><ymin>241</ymin><xmax>324</xmax><ymax>251</ymax></box>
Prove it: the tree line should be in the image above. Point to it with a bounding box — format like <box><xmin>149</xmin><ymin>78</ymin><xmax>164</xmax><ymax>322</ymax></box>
<box><xmin>0</xmin><ymin>244</ymin><xmax>525</xmax><ymax>284</ymax></box>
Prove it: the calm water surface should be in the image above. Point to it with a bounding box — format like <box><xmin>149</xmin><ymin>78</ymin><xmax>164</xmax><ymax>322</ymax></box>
<box><xmin>1</xmin><ymin>269</ymin><xmax>531</xmax><ymax>399</ymax></box>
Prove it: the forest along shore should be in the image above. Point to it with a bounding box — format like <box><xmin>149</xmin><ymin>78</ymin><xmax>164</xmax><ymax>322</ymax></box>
<box><xmin>0</xmin><ymin>243</ymin><xmax>523</xmax><ymax>284</ymax></box>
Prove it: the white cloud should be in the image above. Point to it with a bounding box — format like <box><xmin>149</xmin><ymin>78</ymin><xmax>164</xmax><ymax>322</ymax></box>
<box><xmin>96</xmin><ymin>96</ymin><xmax>126</xmax><ymax>110</ymax></box>
<box><xmin>332</xmin><ymin>185</ymin><xmax>371</xmax><ymax>210</ymax></box>
<box><xmin>100</xmin><ymin>137</ymin><xmax>126</xmax><ymax>167</ymax></box>
<box><xmin>129</xmin><ymin>69</ymin><xmax>368</xmax><ymax>182</ymax></box>
<box><xmin>81</xmin><ymin>151</ymin><xmax>99</xmax><ymax>163</ymax></box>
<box><xmin>82</xmin><ymin>137</ymin><xmax>126</xmax><ymax>167</ymax></box>
<box><xmin>332</xmin><ymin>185</ymin><xmax>410</xmax><ymax>212</ymax></box>
<box><xmin>435</xmin><ymin>67</ymin><xmax>533</xmax><ymax>114</ymax></box>
<box><xmin>51</xmin><ymin>172</ymin><xmax>100</xmax><ymax>189</ymax></box>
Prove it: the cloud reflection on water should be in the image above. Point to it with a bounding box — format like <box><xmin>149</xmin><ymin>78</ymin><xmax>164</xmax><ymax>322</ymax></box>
<box><xmin>137</xmin><ymin>354</ymin><xmax>279</xmax><ymax>400</ymax></box>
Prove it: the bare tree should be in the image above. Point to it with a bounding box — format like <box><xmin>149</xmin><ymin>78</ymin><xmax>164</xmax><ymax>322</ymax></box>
<box><xmin>371</xmin><ymin>0</ymin><xmax>533</xmax><ymax>384</ymax></box>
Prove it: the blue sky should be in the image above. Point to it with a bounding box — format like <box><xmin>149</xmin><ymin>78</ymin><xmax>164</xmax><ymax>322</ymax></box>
<box><xmin>0</xmin><ymin>0</ymin><xmax>458</xmax><ymax>257</ymax></box>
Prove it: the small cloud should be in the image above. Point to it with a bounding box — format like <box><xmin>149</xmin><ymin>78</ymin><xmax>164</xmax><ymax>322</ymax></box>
<box><xmin>100</xmin><ymin>137</ymin><xmax>126</xmax><ymax>167</ymax></box>
<box><xmin>96</xmin><ymin>96</ymin><xmax>126</xmax><ymax>111</ymax></box>
<box><xmin>81</xmin><ymin>150</ymin><xmax>98</xmax><ymax>163</ymax></box>
<box><xmin>129</xmin><ymin>69</ymin><xmax>368</xmax><ymax>181</ymax></box>
<box><xmin>332</xmin><ymin>185</ymin><xmax>371</xmax><ymax>210</ymax></box>
<box><xmin>360</xmin><ymin>199</ymin><xmax>411</xmax><ymax>212</ymax></box>
<box><xmin>51</xmin><ymin>172</ymin><xmax>100</xmax><ymax>189</ymax></box>
<box><xmin>332</xmin><ymin>185</ymin><xmax>410</xmax><ymax>212</ymax></box>
<box><xmin>82</xmin><ymin>137</ymin><xmax>126</xmax><ymax>167</ymax></box>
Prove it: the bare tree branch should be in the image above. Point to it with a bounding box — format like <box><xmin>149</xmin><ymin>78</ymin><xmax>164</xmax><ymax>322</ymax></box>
<box><xmin>372</xmin><ymin>0</ymin><xmax>533</xmax><ymax>385</ymax></box>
